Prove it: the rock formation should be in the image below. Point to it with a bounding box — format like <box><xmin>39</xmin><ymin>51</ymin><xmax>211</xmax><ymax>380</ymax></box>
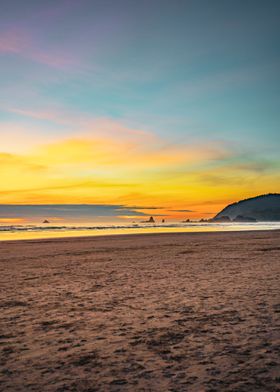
<box><xmin>213</xmin><ymin>194</ymin><xmax>280</xmax><ymax>222</ymax></box>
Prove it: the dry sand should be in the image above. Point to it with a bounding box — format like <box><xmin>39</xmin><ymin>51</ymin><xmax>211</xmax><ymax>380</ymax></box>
<box><xmin>0</xmin><ymin>231</ymin><xmax>279</xmax><ymax>392</ymax></box>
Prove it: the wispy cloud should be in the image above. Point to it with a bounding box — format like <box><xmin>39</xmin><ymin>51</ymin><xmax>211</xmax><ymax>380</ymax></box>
<box><xmin>0</xmin><ymin>152</ymin><xmax>46</xmax><ymax>172</ymax></box>
<box><xmin>0</xmin><ymin>28</ymin><xmax>79</xmax><ymax>70</ymax></box>
<box><xmin>0</xmin><ymin>204</ymin><xmax>148</xmax><ymax>222</ymax></box>
<box><xmin>168</xmin><ymin>209</ymin><xmax>195</xmax><ymax>212</ymax></box>
<box><xmin>0</xmin><ymin>125</ymin><xmax>235</xmax><ymax>208</ymax></box>
<box><xmin>4</xmin><ymin>106</ymin><xmax>155</xmax><ymax>141</ymax></box>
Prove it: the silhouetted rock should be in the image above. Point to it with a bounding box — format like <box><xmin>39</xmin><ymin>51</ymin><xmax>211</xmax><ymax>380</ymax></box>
<box><xmin>212</xmin><ymin>216</ymin><xmax>231</xmax><ymax>222</ymax></box>
<box><xmin>43</xmin><ymin>220</ymin><xmax>50</xmax><ymax>224</ymax></box>
<box><xmin>233</xmin><ymin>215</ymin><xmax>257</xmax><ymax>222</ymax></box>
<box><xmin>141</xmin><ymin>216</ymin><xmax>155</xmax><ymax>223</ymax></box>
<box><xmin>213</xmin><ymin>194</ymin><xmax>280</xmax><ymax>221</ymax></box>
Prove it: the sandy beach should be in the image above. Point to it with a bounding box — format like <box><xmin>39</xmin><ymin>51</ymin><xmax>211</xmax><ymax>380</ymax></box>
<box><xmin>0</xmin><ymin>230</ymin><xmax>279</xmax><ymax>392</ymax></box>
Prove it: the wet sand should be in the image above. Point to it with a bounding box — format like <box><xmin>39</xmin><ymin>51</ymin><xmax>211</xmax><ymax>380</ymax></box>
<box><xmin>0</xmin><ymin>231</ymin><xmax>280</xmax><ymax>391</ymax></box>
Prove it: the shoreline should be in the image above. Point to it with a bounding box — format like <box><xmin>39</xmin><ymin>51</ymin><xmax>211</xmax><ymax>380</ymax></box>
<box><xmin>1</xmin><ymin>225</ymin><xmax>280</xmax><ymax>243</ymax></box>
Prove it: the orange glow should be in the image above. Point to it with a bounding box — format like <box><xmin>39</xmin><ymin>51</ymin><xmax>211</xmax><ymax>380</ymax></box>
<box><xmin>0</xmin><ymin>218</ymin><xmax>25</xmax><ymax>223</ymax></box>
<box><xmin>0</xmin><ymin>126</ymin><xmax>279</xmax><ymax>219</ymax></box>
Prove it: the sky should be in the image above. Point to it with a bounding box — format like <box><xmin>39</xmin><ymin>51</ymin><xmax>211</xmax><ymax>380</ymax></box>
<box><xmin>0</xmin><ymin>0</ymin><xmax>279</xmax><ymax>222</ymax></box>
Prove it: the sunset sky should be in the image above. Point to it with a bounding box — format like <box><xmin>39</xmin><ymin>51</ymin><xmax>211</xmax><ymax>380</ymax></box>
<box><xmin>0</xmin><ymin>0</ymin><xmax>279</xmax><ymax>222</ymax></box>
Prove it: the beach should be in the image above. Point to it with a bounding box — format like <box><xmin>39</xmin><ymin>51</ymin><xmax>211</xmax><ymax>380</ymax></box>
<box><xmin>0</xmin><ymin>230</ymin><xmax>280</xmax><ymax>392</ymax></box>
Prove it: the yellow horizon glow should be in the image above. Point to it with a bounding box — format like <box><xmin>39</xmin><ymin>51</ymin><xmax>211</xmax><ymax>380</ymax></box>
<box><xmin>0</xmin><ymin>128</ymin><xmax>279</xmax><ymax>219</ymax></box>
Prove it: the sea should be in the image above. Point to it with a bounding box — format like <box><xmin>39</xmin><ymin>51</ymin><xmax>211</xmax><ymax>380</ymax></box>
<box><xmin>1</xmin><ymin>221</ymin><xmax>280</xmax><ymax>241</ymax></box>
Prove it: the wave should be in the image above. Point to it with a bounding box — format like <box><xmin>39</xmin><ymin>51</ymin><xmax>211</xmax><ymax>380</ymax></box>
<box><xmin>1</xmin><ymin>221</ymin><xmax>280</xmax><ymax>233</ymax></box>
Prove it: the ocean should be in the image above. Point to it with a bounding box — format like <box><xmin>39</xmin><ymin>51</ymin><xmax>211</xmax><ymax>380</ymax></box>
<box><xmin>1</xmin><ymin>221</ymin><xmax>280</xmax><ymax>241</ymax></box>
